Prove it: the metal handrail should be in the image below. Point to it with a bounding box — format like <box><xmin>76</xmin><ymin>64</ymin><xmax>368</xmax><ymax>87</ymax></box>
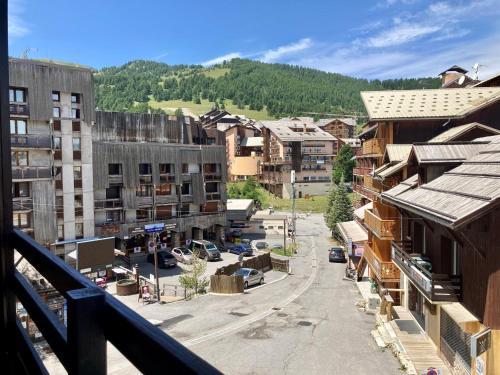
<box><xmin>11</xmin><ymin>229</ymin><xmax>221</xmax><ymax>374</ymax></box>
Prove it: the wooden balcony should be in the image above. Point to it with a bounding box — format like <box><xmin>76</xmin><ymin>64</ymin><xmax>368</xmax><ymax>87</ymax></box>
<box><xmin>363</xmin><ymin>175</ymin><xmax>382</xmax><ymax>193</ymax></box>
<box><xmin>353</xmin><ymin>166</ymin><xmax>372</xmax><ymax>176</ymax></box>
<box><xmin>353</xmin><ymin>183</ymin><xmax>377</xmax><ymax>201</ymax></box>
<box><xmin>362</xmin><ymin>138</ymin><xmax>385</xmax><ymax>155</ymax></box>
<box><xmin>11</xmin><ymin>134</ymin><xmax>51</xmax><ymax>149</ymax></box>
<box><xmin>363</xmin><ymin>241</ymin><xmax>400</xmax><ymax>281</ymax></box>
<box><xmin>392</xmin><ymin>241</ymin><xmax>462</xmax><ymax>302</ymax></box>
<box><xmin>364</xmin><ymin>209</ymin><xmax>397</xmax><ymax>240</ymax></box>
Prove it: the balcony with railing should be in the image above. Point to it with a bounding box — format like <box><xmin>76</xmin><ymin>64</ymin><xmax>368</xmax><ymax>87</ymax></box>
<box><xmin>94</xmin><ymin>198</ymin><xmax>123</xmax><ymax>209</ymax></box>
<box><xmin>363</xmin><ymin>241</ymin><xmax>400</xmax><ymax>282</ymax></box>
<box><xmin>159</xmin><ymin>173</ymin><xmax>175</xmax><ymax>183</ymax></box>
<box><xmin>392</xmin><ymin>241</ymin><xmax>462</xmax><ymax>302</ymax></box>
<box><xmin>9</xmin><ymin>103</ymin><xmax>29</xmax><ymax>117</ymax></box>
<box><xmin>12</xmin><ymin>166</ymin><xmax>51</xmax><ymax>180</ymax></box>
<box><xmin>362</xmin><ymin>138</ymin><xmax>385</xmax><ymax>155</ymax></box>
<box><xmin>364</xmin><ymin>209</ymin><xmax>398</xmax><ymax>240</ymax></box>
<box><xmin>353</xmin><ymin>166</ymin><xmax>372</xmax><ymax>176</ymax></box>
<box><xmin>11</xmin><ymin>134</ymin><xmax>51</xmax><ymax>149</ymax></box>
<box><xmin>205</xmin><ymin>192</ymin><xmax>221</xmax><ymax>201</ymax></box>
<box><xmin>108</xmin><ymin>174</ymin><xmax>123</xmax><ymax>184</ymax></box>
<box><xmin>13</xmin><ymin>197</ymin><xmax>33</xmax><ymax>211</ymax></box>
<box><xmin>353</xmin><ymin>182</ymin><xmax>377</xmax><ymax>201</ymax></box>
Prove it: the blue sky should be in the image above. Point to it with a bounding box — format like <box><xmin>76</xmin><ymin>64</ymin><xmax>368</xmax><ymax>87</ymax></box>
<box><xmin>7</xmin><ymin>0</ymin><xmax>500</xmax><ymax>79</ymax></box>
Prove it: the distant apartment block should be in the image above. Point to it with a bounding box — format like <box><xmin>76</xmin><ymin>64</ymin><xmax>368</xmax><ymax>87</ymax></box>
<box><xmin>258</xmin><ymin>118</ymin><xmax>337</xmax><ymax>198</ymax></box>
<box><xmin>8</xmin><ymin>58</ymin><xmax>95</xmax><ymax>258</ymax></box>
<box><xmin>92</xmin><ymin>111</ymin><xmax>227</xmax><ymax>253</ymax></box>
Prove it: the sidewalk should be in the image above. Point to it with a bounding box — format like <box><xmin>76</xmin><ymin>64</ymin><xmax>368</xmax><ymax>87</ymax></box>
<box><xmin>355</xmin><ymin>280</ymin><xmax>453</xmax><ymax>375</ymax></box>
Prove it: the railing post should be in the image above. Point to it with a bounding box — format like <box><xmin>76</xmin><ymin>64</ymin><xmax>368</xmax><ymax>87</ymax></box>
<box><xmin>66</xmin><ymin>287</ymin><xmax>106</xmax><ymax>375</ymax></box>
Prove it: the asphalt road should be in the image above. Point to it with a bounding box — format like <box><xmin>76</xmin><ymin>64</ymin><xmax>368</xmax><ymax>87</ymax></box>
<box><xmin>44</xmin><ymin>213</ymin><xmax>401</xmax><ymax>374</ymax></box>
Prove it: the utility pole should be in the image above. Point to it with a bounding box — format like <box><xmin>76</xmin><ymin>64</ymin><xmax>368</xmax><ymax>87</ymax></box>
<box><xmin>291</xmin><ymin>170</ymin><xmax>297</xmax><ymax>253</ymax></box>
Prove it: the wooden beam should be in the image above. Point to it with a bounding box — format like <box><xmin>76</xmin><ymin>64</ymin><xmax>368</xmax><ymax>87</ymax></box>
<box><xmin>422</xmin><ymin>218</ymin><xmax>435</xmax><ymax>233</ymax></box>
<box><xmin>457</xmin><ymin>230</ymin><xmax>486</xmax><ymax>259</ymax></box>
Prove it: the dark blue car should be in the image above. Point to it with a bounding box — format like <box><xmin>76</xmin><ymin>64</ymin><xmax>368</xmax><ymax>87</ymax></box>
<box><xmin>229</xmin><ymin>244</ymin><xmax>253</xmax><ymax>256</ymax></box>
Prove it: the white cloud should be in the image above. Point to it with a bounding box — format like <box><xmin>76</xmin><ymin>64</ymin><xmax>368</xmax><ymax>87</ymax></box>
<box><xmin>367</xmin><ymin>24</ymin><xmax>441</xmax><ymax>47</ymax></box>
<box><xmin>260</xmin><ymin>38</ymin><xmax>313</xmax><ymax>63</ymax></box>
<box><xmin>8</xmin><ymin>0</ymin><xmax>30</xmax><ymax>38</ymax></box>
<box><xmin>201</xmin><ymin>52</ymin><xmax>241</xmax><ymax>67</ymax></box>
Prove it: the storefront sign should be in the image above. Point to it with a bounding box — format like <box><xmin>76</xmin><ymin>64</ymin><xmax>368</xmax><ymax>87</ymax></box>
<box><xmin>145</xmin><ymin>223</ymin><xmax>165</xmax><ymax>233</ymax></box>
<box><xmin>471</xmin><ymin>328</ymin><xmax>491</xmax><ymax>358</ymax></box>
<box><xmin>164</xmin><ymin>223</ymin><xmax>176</xmax><ymax>230</ymax></box>
<box><xmin>130</xmin><ymin>227</ymin><xmax>144</xmax><ymax>235</ymax></box>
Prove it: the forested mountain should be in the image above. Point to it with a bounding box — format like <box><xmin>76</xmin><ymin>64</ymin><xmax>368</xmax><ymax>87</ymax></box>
<box><xmin>94</xmin><ymin>59</ymin><xmax>441</xmax><ymax>117</ymax></box>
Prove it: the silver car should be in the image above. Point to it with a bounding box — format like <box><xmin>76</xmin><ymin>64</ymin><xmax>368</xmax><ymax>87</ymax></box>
<box><xmin>171</xmin><ymin>247</ymin><xmax>193</xmax><ymax>264</ymax></box>
<box><xmin>233</xmin><ymin>268</ymin><xmax>264</xmax><ymax>289</ymax></box>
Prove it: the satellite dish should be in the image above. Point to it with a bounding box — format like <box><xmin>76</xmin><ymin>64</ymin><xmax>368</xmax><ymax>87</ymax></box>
<box><xmin>458</xmin><ymin>75</ymin><xmax>466</xmax><ymax>85</ymax></box>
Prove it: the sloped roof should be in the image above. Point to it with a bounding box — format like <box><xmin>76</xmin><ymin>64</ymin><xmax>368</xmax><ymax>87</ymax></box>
<box><xmin>241</xmin><ymin>137</ymin><xmax>263</xmax><ymax>147</ymax></box>
<box><xmin>382</xmin><ymin>174</ymin><xmax>418</xmax><ymax>199</ymax></box>
<box><xmin>258</xmin><ymin>119</ymin><xmax>335</xmax><ymax>142</ymax></box>
<box><xmin>384</xmin><ymin>144</ymin><xmax>412</xmax><ymax>162</ymax></box>
<box><xmin>428</xmin><ymin>123</ymin><xmax>500</xmax><ymax>143</ymax></box>
<box><xmin>375</xmin><ymin>161</ymin><xmax>407</xmax><ymax>179</ymax></box>
<box><xmin>360</xmin><ymin>88</ymin><xmax>500</xmax><ymax>121</ymax></box>
<box><xmin>382</xmin><ymin>135</ymin><xmax>500</xmax><ymax>228</ymax></box>
<box><xmin>354</xmin><ymin>202</ymin><xmax>373</xmax><ymax>220</ymax></box>
<box><xmin>439</xmin><ymin>65</ymin><xmax>468</xmax><ymax>75</ymax></box>
<box><xmin>412</xmin><ymin>142</ymin><xmax>488</xmax><ymax>164</ymax></box>
<box><xmin>472</xmin><ymin>72</ymin><xmax>500</xmax><ymax>87</ymax></box>
<box><xmin>336</xmin><ymin>220</ymin><xmax>368</xmax><ymax>243</ymax></box>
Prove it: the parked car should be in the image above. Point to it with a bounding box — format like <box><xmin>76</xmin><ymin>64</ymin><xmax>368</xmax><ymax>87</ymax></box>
<box><xmin>232</xmin><ymin>268</ymin><xmax>264</xmax><ymax>289</ymax></box>
<box><xmin>251</xmin><ymin>241</ymin><xmax>269</xmax><ymax>251</ymax></box>
<box><xmin>271</xmin><ymin>244</ymin><xmax>283</xmax><ymax>250</ymax></box>
<box><xmin>229</xmin><ymin>244</ymin><xmax>253</xmax><ymax>256</ymax></box>
<box><xmin>170</xmin><ymin>247</ymin><xmax>193</xmax><ymax>264</ymax></box>
<box><xmin>329</xmin><ymin>247</ymin><xmax>347</xmax><ymax>263</ymax></box>
<box><xmin>230</xmin><ymin>223</ymin><xmax>246</xmax><ymax>229</ymax></box>
<box><xmin>147</xmin><ymin>251</ymin><xmax>177</xmax><ymax>268</ymax></box>
<box><xmin>189</xmin><ymin>240</ymin><xmax>221</xmax><ymax>261</ymax></box>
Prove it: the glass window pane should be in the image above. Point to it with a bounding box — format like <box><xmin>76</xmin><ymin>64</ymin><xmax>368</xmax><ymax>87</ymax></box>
<box><xmin>53</xmin><ymin>107</ymin><xmax>60</xmax><ymax>117</ymax></box>
<box><xmin>17</xmin><ymin>120</ymin><xmax>26</xmax><ymax>134</ymax></box>
<box><xmin>73</xmin><ymin>138</ymin><xmax>81</xmax><ymax>150</ymax></box>
<box><xmin>19</xmin><ymin>182</ymin><xmax>29</xmax><ymax>197</ymax></box>
<box><xmin>53</xmin><ymin>137</ymin><xmax>61</xmax><ymax>149</ymax></box>
<box><xmin>18</xmin><ymin>152</ymin><xmax>28</xmax><ymax>166</ymax></box>
<box><xmin>20</xmin><ymin>213</ymin><xmax>28</xmax><ymax>227</ymax></box>
<box><xmin>11</xmin><ymin>152</ymin><xmax>17</xmax><ymax>166</ymax></box>
<box><xmin>52</xmin><ymin>91</ymin><xmax>60</xmax><ymax>101</ymax></box>
<box><xmin>10</xmin><ymin>120</ymin><xmax>16</xmax><ymax>134</ymax></box>
<box><xmin>9</xmin><ymin>89</ymin><xmax>14</xmax><ymax>102</ymax></box>
<box><xmin>16</xmin><ymin>89</ymin><xmax>25</xmax><ymax>102</ymax></box>
<box><xmin>73</xmin><ymin>166</ymin><xmax>82</xmax><ymax>179</ymax></box>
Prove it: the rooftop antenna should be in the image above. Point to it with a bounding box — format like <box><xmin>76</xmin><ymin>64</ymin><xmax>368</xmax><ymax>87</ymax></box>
<box><xmin>20</xmin><ymin>47</ymin><xmax>37</xmax><ymax>59</ymax></box>
<box><xmin>472</xmin><ymin>63</ymin><xmax>485</xmax><ymax>80</ymax></box>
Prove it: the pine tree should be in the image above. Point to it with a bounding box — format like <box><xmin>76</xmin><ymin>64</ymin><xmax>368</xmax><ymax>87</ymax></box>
<box><xmin>324</xmin><ymin>175</ymin><xmax>354</xmax><ymax>236</ymax></box>
<box><xmin>333</xmin><ymin>144</ymin><xmax>355</xmax><ymax>185</ymax></box>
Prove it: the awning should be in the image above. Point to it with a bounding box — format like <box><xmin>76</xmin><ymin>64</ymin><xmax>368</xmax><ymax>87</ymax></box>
<box><xmin>354</xmin><ymin>202</ymin><xmax>373</xmax><ymax>220</ymax></box>
<box><xmin>336</xmin><ymin>221</ymin><xmax>368</xmax><ymax>243</ymax></box>
<box><xmin>376</xmin><ymin>161</ymin><xmax>407</xmax><ymax>179</ymax></box>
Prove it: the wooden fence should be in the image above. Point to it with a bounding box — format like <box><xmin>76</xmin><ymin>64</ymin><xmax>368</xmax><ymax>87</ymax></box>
<box><xmin>271</xmin><ymin>257</ymin><xmax>289</xmax><ymax>273</ymax></box>
<box><xmin>210</xmin><ymin>275</ymin><xmax>244</xmax><ymax>294</ymax></box>
<box><xmin>215</xmin><ymin>253</ymin><xmax>273</xmax><ymax>276</ymax></box>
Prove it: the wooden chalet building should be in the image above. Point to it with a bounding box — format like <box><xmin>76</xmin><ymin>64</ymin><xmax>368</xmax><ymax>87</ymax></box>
<box><xmin>381</xmin><ymin>135</ymin><xmax>500</xmax><ymax>375</ymax></box>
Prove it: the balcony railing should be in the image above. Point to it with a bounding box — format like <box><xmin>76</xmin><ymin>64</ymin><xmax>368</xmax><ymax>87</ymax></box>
<box><xmin>12</xmin><ymin>166</ymin><xmax>51</xmax><ymax>180</ymax></box>
<box><xmin>364</xmin><ymin>209</ymin><xmax>397</xmax><ymax>240</ymax></box>
<box><xmin>204</xmin><ymin>173</ymin><xmax>222</xmax><ymax>181</ymax></box>
<box><xmin>159</xmin><ymin>173</ymin><xmax>175</xmax><ymax>183</ymax></box>
<box><xmin>392</xmin><ymin>241</ymin><xmax>462</xmax><ymax>302</ymax></box>
<box><xmin>353</xmin><ymin>183</ymin><xmax>377</xmax><ymax>201</ymax></box>
<box><xmin>9</xmin><ymin>103</ymin><xmax>29</xmax><ymax>116</ymax></box>
<box><xmin>6</xmin><ymin>229</ymin><xmax>220</xmax><ymax>374</ymax></box>
<box><xmin>94</xmin><ymin>198</ymin><xmax>123</xmax><ymax>209</ymax></box>
<box><xmin>205</xmin><ymin>192</ymin><xmax>221</xmax><ymax>201</ymax></box>
<box><xmin>362</xmin><ymin>138</ymin><xmax>385</xmax><ymax>155</ymax></box>
<box><xmin>363</xmin><ymin>241</ymin><xmax>400</xmax><ymax>281</ymax></box>
<box><xmin>13</xmin><ymin>197</ymin><xmax>33</xmax><ymax>211</ymax></box>
<box><xmin>363</xmin><ymin>175</ymin><xmax>382</xmax><ymax>193</ymax></box>
<box><xmin>353</xmin><ymin>166</ymin><xmax>372</xmax><ymax>176</ymax></box>
<box><xmin>11</xmin><ymin>134</ymin><xmax>51</xmax><ymax>149</ymax></box>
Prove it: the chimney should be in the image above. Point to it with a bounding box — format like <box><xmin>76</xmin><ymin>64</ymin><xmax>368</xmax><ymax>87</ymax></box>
<box><xmin>439</xmin><ymin>65</ymin><xmax>468</xmax><ymax>87</ymax></box>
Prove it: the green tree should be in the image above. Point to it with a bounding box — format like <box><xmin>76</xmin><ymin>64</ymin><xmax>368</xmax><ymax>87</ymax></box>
<box><xmin>226</xmin><ymin>179</ymin><xmax>265</xmax><ymax>206</ymax></box>
<box><xmin>227</xmin><ymin>183</ymin><xmax>242</xmax><ymax>198</ymax></box>
<box><xmin>333</xmin><ymin>144</ymin><xmax>355</xmax><ymax>184</ymax></box>
<box><xmin>179</xmin><ymin>255</ymin><xmax>209</xmax><ymax>296</ymax></box>
<box><xmin>174</xmin><ymin>108</ymin><xmax>184</xmax><ymax>117</ymax></box>
<box><xmin>324</xmin><ymin>175</ymin><xmax>354</xmax><ymax>237</ymax></box>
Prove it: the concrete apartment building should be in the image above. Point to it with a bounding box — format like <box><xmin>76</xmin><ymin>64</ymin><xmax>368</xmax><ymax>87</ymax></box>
<box><xmin>9</xmin><ymin>58</ymin><xmax>95</xmax><ymax>258</ymax></box>
<box><xmin>92</xmin><ymin>111</ymin><xmax>227</xmax><ymax>253</ymax></box>
<box><xmin>259</xmin><ymin>118</ymin><xmax>336</xmax><ymax>198</ymax></box>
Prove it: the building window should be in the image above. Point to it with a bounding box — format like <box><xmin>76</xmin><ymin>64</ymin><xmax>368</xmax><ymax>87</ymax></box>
<box><xmin>72</xmin><ymin>121</ymin><xmax>81</xmax><ymax>132</ymax></box>
<box><xmin>106</xmin><ymin>210</ymin><xmax>121</xmax><ymax>223</ymax></box>
<box><xmin>9</xmin><ymin>87</ymin><xmax>26</xmax><ymax>102</ymax></box>
<box><xmin>71</xmin><ymin>93</ymin><xmax>80</xmax><ymax>104</ymax></box>
<box><xmin>53</xmin><ymin>120</ymin><xmax>61</xmax><ymax>132</ymax></box>
<box><xmin>159</xmin><ymin>163</ymin><xmax>173</xmax><ymax>174</ymax></box>
<box><xmin>13</xmin><ymin>213</ymin><xmax>30</xmax><ymax>228</ymax></box>
<box><xmin>57</xmin><ymin>225</ymin><xmax>64</xmax><ymax>241</ymax></box>
<box><xmin>52</xmin><ymin>91</ymin><xmax>60</xmax><ymax>102</ymax></box>
<box><xmin>53</xmin><ymin>166</ymin><xmax>62</xmax><ymax>179</ymax></box>
<box><xmin>10</xmin><ymin>119</ymin><xmax>27</xmax><ymax>135</ymax></box>
<box><xmin>71</xmin><ymin>108</ymin><xmax>80</xmax><ymax>119</ymax></box>
<box><xmin>73</xmin><ymin>166</ymin><xmax>82</xmax><ymax>180</ymax></box>
<box><xmin>136</xmin><ymin>185</ymin><xmax>153</xmax><ymax>197</ymax></box>
<box><xmin>205</xmin><ymin>182</ymin><xmax>218</xmax><ymax>193</ymax></box>
<box><xmin>179</xmin><ymin>204</ymin><xmax>190</xmax><ymax>217</ymax></box>
<box><xmin>136</xmin><ymin>209</ymin><xmax>151</xmax><ymax>221</ymax></box>
<box><xmin>53</xmin><ymin>136</ymin><xmax>61</xmax><ymax>149</ymax></box>
<box><xmin>53</xmin><ymin>107</ymin><xmax>61</xmax><ymax>118</ymax></box>
<box><xmin>12</xmin><ymin>182</ymin><xmax>30</xmax><ymax>198</ymax></box>
<box><xmin>106</xmin><ymin>185</ymin><xmax>121</xmax><ymax>199</ymax></box>
<box><xmin>156</xmin><ymin>205</ymin><xmax>173</xmax><ymax>220</ymax></box>
<box><xmin>181</xmin><ymin>183</ymin><xmax>191</xmax><ymax>195</ymax></box>
<box><xmin>108</xmin><ymin>163</ymin><xmax>122</xmax><ymax>176</ymax></box>
<box><xmin>75</xmin><ymin>195</ymin><xmax>83</xmax><ymax>217</ymax></box>
<box><xmin>11</xmin><ymin>151</ymin><xmax>28</xmax><ymax>166</ymax></box>
<box><xmin>182</xmin><ymin>164</ymin><xmax>188</xmax><ymax>174</ymax></box>
<box><xmin>75</xmin><ymin>223</ymin><xmax>84</xmax><ymax>239</ymax></box>
<box><xmin>72</xmin><ymin>137</ymin><xmax>81</xmax><ymax>151</ymax></box>
<box><xmin>139</xmin><ymin>163</ymin><xmax>152</xmax><ymax>175</ymax></box>
<box><xmin>156</xmin><ymin>183</ymin><xmax>172</xmax><ymax>196</ymax></box>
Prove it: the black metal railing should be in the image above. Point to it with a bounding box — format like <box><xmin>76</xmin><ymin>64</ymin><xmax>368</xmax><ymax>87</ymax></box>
<box><xmin>392</xmin><ymin>241</ymin><xmax>462</xmax><ymax>302</ymax></box>
<box><xmin>9</xmin><ymin>229</ymin><xmax>221</xmax><ymax>374</ymax></box>
<box><xmin>94</xmin><ymin>198</ymin><xmax>123</xmax><ymax>209</ymax></box>
<box><xmin>11</xmin><ymin>166</ymin><xmax>51</xmax><ymax>180</ymax></box>
<box><xmin>9</xmin><ymin>103</ymin><xmax>29</xmax><ymax>116</ymax></box>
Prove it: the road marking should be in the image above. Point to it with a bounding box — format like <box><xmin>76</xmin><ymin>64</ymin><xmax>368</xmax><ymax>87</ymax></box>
<box><xmin>182</xmin><ymin>237</ymin><xmax>318</xmax><ymax>347</ymax></box>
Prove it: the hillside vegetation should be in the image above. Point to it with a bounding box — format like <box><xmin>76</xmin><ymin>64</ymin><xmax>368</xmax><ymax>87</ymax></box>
<box><xmin>94</xmin><ymin>59</ymin><xmax>440</xmax><ymax>118</ymax></box>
